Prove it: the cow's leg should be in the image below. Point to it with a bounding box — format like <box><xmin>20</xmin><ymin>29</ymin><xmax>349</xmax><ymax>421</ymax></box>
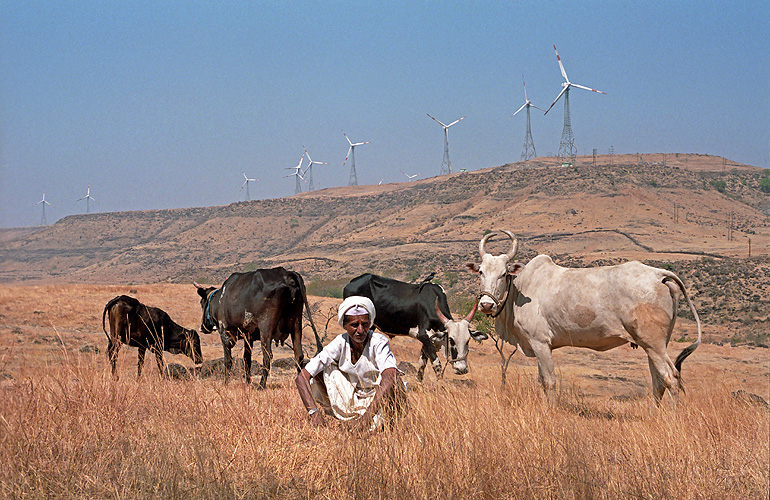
<box><xmin>416</xmin><ymin>330</ymin><xmax>442</xmax><ymax>379</ymax></box>
<box><xmin>530</xmin><ymin>341</ymin><xmax>556</xmax><ymax>402</ymax></box>
<box><xmin>416</xmin><ymin>350</ymin><xmax>428</xmax><ymax>382</ymax></box>
<box><xmin>220</xmin><ymin>328</ymin><xmax>236</xmax><ymax>382</ymax></box>
<box><xmin>154</xmin><ymin>347</ymin><xmax>166</xmax><ymax>377</ymax></box>
<box><xmin>259</xmin><ymin>337</ymin><xmax>273</xmax><ymax>390</ymax></box>
<box><xmin>137</xmin><ymin>346</ymin><xmax>146</xmax><ymax>379</ymax></box>
<box><xmin>107</xmin><ymin>338</ymin><xmax>120</xmax><ymax>378</ymax></box>
<box><xmin>644</xmin><ymin>349</ymin><xmax>679</xmax><ymax>408</ymax></box>
<box><xmin>243</xmin><ymin>335</ymin><xmax>253</xmax><ymax>385</ymax></box>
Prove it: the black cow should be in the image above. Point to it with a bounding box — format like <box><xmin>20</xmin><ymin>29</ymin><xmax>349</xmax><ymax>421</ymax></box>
<box><xmin>102</xmin><ymin>295</ymin><xmax>202</xmax><ymax>378</ymax></box>
<box><xmin>343</xmin><ymin>273</ymin><xmax>486</xmax><ymax>381</ymax></box>
<box><xmin>194</xmin><ymin>267</ymin><xmax>322</xmax><ymax>387</ymax></box>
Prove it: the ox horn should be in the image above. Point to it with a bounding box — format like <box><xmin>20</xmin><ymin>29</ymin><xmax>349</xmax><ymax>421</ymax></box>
<box><xmin>479</xmin><ymin>231</ymin><xmax>496</xmax><ymax>257</ymax></box>
<box><xmin>435</xmin><ymin>300</ymin><xmax>451</xmax><ymax>324</ymax></box>
<box><xmin>500</xmin><ymin>230</ymin><xmax>519</xmax><ymax>260</ymax></box>
<box><xmin>193</xmin><ymin>281</ymin><xmax>203</xmax><ymax>289</ymax></box>
<box><xmin>464</xmin><ymin>299</ymin><xmax>479</xmax><ymax>323</ymax></box>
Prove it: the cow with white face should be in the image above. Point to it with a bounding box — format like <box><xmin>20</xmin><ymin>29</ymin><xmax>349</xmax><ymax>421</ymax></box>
<box><xmin>467</xmin><ymin>230</ymin><xmax>702</xmax><ymax>405</ymax></box>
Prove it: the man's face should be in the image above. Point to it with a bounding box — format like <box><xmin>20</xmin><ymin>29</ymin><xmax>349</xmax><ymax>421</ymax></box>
<box><xmin>344</xmin><ymin>313</ymin><xmax>371</xmax><ymax>346</ymax></box>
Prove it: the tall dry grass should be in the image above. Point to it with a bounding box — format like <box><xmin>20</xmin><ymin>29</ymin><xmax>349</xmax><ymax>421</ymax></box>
<box><xmin>1</xmin><ymin>352</ymin><xmax>767</xmax><ymax>500</ymax></box>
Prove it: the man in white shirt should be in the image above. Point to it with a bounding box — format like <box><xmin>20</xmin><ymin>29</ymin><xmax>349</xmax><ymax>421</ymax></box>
<box><xmin>295</xmin><ymin>296</ymin><xmax>405</xmax><ymax>431</ymax></box>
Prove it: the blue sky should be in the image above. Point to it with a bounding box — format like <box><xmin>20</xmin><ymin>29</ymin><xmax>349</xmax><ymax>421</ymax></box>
<box><xmin>2</xmin><ymin>1</ymin><xmax>768</xmax><ymax>227</ymax></box>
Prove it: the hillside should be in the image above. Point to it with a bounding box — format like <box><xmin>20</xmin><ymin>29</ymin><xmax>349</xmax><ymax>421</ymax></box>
<box><xmin>1</xmin><ymin>154</ymin><xmax>768</xmax><ymax>343</ymax></box>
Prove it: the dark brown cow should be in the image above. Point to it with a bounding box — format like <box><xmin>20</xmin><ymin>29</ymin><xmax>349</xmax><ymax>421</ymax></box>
<box><xmin>194</xmin><ymin>267</ymin><xmax>322</xmax><ymax>387</ymax></box>
<box><xmin>102</xmin><ymin>295</ymin><xmax>202</xmax><ymax>378</ymax></box>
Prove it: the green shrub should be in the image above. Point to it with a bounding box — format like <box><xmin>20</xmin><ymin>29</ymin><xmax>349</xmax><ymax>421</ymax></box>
<box><xmin>760</xmin><ymin>177</ymin><xmax>770</xmax><ymax>193</ymax></box>
<box><xmin>711</xmin><ymin>179</ymin><xmax>727</xmax><ymax>193</ymax></box>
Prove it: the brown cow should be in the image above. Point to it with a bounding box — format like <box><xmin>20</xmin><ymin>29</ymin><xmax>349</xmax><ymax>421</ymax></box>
<box><xmin>102</xmin><ymin>295</ymin><xmax>202</xmax><ymax>378</ymax></box>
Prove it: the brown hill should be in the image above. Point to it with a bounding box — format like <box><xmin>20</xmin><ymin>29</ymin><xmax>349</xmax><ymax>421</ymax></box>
<box><xmin>1</xmin><ymin>154</ymin><xmax>768</xmax><ymax>343</ymax></box>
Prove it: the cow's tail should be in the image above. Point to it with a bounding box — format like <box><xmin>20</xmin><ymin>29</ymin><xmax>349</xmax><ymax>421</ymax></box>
<box><xmin>292</xmin><ymin>271</ymin><xmax>323</xmax><ymax>355</ymax></box>
<box><xmin>102</xmin><ymin>295</ymin><xmax>122</xmax><ymax>340</ymax></box>
<box><xmin>661</xmin><ymin>272</ymin><xmax>702</xmax><ymax>373</ymax></box>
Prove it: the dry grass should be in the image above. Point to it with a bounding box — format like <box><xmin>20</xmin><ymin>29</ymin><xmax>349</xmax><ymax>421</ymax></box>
<box><xmin>1</xmin><ymin>284</ymin><xmax>768</xmax><ymax>499</ymax></box>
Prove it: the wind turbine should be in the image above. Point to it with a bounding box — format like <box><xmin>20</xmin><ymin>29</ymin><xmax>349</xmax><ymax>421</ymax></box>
<box><xmin>513</xmin><ymin>76</ymin><xmax>544</xmax><ymax>161</ymax></box>
<box><xmin>427</xmin><ymin>114</ymin><xmax>464</xmax><ymax>175</ymax></box>
<box><xmin>240</xmin><ymin>171</ymin><xmax>258</xmax><ymax>201</ymax></box>
<box><xmin>342</xmin><ymin>132</ymin><xmax>370</xmax><ymax>186</ymax></box>
<box><xmin>544</xmin><ymin>45</ymin><xmax>606</xmax><ymax>165</ymax></box>
<box><xmin>400</xmin><ymin>169</ymin><xmax>419</xmax><ymax>180</ymax></box>
<box><xmin>302</xmin><ymin>147</ymin><xmax>327</xmax><ymax>191</ymax></box>
<box><xmin>284</xmin><ymin>153</ymin><xmax>305</xmax><ymax>195</ymax></box>
<box><xmin>35</xmin><ymin>192</ymin><xmax>51</xmax><ymax>226</ymax></box>
<box><xmin>76</xmin><ymin>185</ymin><xmax>98</xmax><ymax>213</ymax></box>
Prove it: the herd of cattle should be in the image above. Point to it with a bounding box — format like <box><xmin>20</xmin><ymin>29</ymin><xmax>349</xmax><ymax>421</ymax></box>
<box><xmin>102</xmin><ymin>230</ymin><xmax>702</xmax><ymax>404</ymax></box>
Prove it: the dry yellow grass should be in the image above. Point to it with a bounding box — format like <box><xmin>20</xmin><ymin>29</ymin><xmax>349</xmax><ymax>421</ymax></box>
<box><xmin>1</xmin><ymin>284</ymin><xmax>768</xmax><ymax>499</ymax></box>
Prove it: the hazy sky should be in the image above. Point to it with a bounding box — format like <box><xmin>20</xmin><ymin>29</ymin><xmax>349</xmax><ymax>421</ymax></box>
<box><xmin>2</xmin><ymin>1</ymin><xmax>768</xmax><ymax>227</ymax></box>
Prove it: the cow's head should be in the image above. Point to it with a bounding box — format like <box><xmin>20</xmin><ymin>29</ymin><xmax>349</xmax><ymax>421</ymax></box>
<box><xmin>194</xmin><ymin>282</ymin><xmax>219</xmax><ymax>334</ymax></box>
<box><xmin>433</xmin><ymin>300</ymin><xmax>486</xmax><ymax>375</ymax></box>
<box><xmin>466</xmin><ymin>230</ymin><xmax>523</xmax><ymax>316</ymax></box>
<box><xmin>180</xmin><ymin>328</ymin><xmax>203</xmax><ymax>364</ymax></box>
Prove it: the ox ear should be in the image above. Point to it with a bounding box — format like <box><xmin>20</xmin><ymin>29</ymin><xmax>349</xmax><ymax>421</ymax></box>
<box><xmin>471</xmin><ymin>330</ymin><xmax>488</xmax><ymax>343</ymax></box>
<box><xmin>506</xmin><ymin>261</ymin><xmax>524</xmax><ymax>276</ymax></box>
<box><xmin>196</xmin><ymin>286</ymin><xmax>208</xmax><ymax>299</ymax></box>
<box><xmin>466</xmin><ymin>262</ymin><xmax>480</xmax><ymax>273</ymax></box>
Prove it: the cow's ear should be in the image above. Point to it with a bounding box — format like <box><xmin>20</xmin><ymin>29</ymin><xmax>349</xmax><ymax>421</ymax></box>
<box><xmin>506</xmin><ymin>261</ymin><xmax>524</xmax><ymax>276</ymax></box>
<box><xmin>196</xmin><ymin>287</ymin><xmax>208</xmax><ymax>299</ymax></box>
<box><xmin>466</xmin><ymin>262</ymin><xmax>480</xmax><ymax>273</ymax></box>
<box><xmin>471</xmin><ymin>331</ymin><xmax>488</xmax><ymax>343</ymax></box>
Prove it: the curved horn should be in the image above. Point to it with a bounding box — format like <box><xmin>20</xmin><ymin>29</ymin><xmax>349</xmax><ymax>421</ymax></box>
<box><xmin>500</xmin><ymin>230</ymin><xmax>519</xmax><ymax>259</ymax></box>
<box><xmin>435</xmin><ymin>300</ymin><xmax>451</xmax><ymax>324</ymax></box>
<box><xmin>479</xmin><ymin>232</ymin><xmax>496</xmax><ymax>257</ymax></box>
<box><xmin>193</xmin><ymin>281</ymin><xmax>203</xmax><ymax>289</ymax></box>
<box><xmin>464</xmin><ymin>299</ymin><xmax>478</xmax><ymax>323</ymax></box>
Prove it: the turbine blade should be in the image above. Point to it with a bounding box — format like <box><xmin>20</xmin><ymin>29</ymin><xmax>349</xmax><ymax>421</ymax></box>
<box><xmin>531</xmin><ymin>104</ymin><xmax>546</xmax><ymax>112</ymax></box>
<box><xmin>427</xmin><ymin>113</ymin><xmax>447</xmax><ymax>127</ymax></box>
<box><xmin>446</xmin><ymin>116</ymin><xmax>465</xmax><ymax>127</ymax></box>
<box><xmin>343</xmin><ymin>132</ymin><xmax>353</xmax><ymax>146</ymax></box>
<box><xmin>512</xmin><ymin>103</ymin><xmax>527</xmax><ymax>116</ymax></box>
<box><xmin>522</xmin><ymin>75</ymin><xmax>528</xmax><ymax>101</ymax></box>
<box><xmin>354</xmin><ymin>141</ymin><xmax>370</xmax><ymax>146</ymax></box>
<box><xmin>544</xmin><ymin>86</ymin><xmax>568</xmax><ymax>115</ymax></box>
<box><xmin>571</xmin><ymin>82</ymin><xmax>606</xmax><ymax>94</ymax></box>
<box><xmin>343</xmin><ymin>146</ymin><xmax>352</xmax><ymax>166</ymax></box>
<box><xmin>554</xmin><ymin>45</ymin><xmax>569</xmax><ymax>82</ymax></box>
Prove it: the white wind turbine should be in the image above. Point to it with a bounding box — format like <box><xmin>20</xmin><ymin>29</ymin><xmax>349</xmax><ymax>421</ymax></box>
<box><xmin>427</xmin><ymin>113</ymin><xmax>465</xmax><ymax>175</ymax></box>
<box><xmin>544</xmin><ymin>44</ymin><xmax>606</xmax><ymax>164</ymax></box>
<box><xmin>513</xmin><ymin>76</ymin><xmax>544</xmax><ymax>161</ymax></box>
<box><xmin>240</xmin><ymin>171</ymin><xmax>258</xmax><ymax>201</ymax></box>
<box><xmin>400</xmin><ymin>169</ymin><xmax>420</xmax><ymax>180</ymax></box>
<box><xmin>302</xmin><ymin>147</ymin><xmax>327</xmax><ymax>191</ymax></box>
<box><xmin>35</xmin><ymin>192</ymin><xmax>52</xmax><ymax>226</ymax></box>
<box><xmin>284</xmin><ymin>153</ymin><xmax>306</xmax><ymax>195</ymax></box>
<box><xmin>76</xmin><ymin>185</ymin><xmax>98</xmax><ymax>214</ymax></box>
<box><xmin>342</xmin><ymin>132</ymin><xmax>370</xmax><ymax>186</ymax></box>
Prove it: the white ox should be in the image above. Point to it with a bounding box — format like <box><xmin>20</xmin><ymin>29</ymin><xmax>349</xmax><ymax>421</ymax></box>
<box><xmin>467</xmin><ymin>230</ymin><xmax>702</xmax><ymax>404</ymax></box>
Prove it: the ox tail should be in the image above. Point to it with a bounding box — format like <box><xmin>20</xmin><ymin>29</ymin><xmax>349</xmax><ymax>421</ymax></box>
<box><xmin>292</xmin><ymin>271</ymin><xmax>323</xmax><ymax>355</ymax></box>
<box><xmin>661</xmin><ymin>272</ymin><xmax>702</xmax><ymax>373</ymax></box>
<box><xmin>102</xmin><ymin>295</ymin><xmax>122</xmax><ymax>340</ymax></box>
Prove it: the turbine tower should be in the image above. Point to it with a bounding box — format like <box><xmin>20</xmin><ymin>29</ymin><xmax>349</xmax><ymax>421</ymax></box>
<box><xmin>427</xmin><ymin>114</ymin><xmax>464</xmax><ymax>175</ymax></box>
<box><xmin>544</xmin><ymin>45</ymin><xmax>606</xmax><ymax>165</ymax></box>
<box><xmin>343</xmin><ymin>132</ymin><xmax>370</xmax><ymax>186</ymax></box>
<box><xmin>76</xmin><ymin>185</ymin><xmax>97</xmax><ymax>213</ymax></box>
<box><xmin>35</xmin><ymin>192</ymin><xmax>51</xmax><ymax>226</ymax></box>
<box><xmin>284</xmin><ymin>153</ymin><xmax>305</xmax><ymax>195</ymax></box>
<box><xmin>302</xmin><ymin>147</ymin><xmax>327</xmax><ymax>191</ymax></box>
<box><xmin>240</xmin><ymin>171</ymin><xmax>258</xmax><ymax>201</ymax></box>
<box><xmin>512</xmin><ymin>76</ymin><xmax>544</xmax><ymax>161</ymax></box>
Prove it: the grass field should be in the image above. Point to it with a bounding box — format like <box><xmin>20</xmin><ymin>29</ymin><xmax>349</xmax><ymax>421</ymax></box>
<box><xmin>1</xmin><ymin>284</ymin><xmax>768</xmax><ymax>499</ymax></box>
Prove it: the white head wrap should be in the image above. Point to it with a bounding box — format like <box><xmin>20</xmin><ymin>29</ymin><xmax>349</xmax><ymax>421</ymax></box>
<box><xmin>337</xmin><ymin>296</ymin><xmax>376</xmax><ymax>328</ymax></box>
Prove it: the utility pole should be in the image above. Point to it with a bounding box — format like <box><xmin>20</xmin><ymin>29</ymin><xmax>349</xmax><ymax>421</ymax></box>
<box><xmin>609</xmin><ymin>146</ymin><xmax>614</xmax><ymax>166</ymax></box>
<box><xmin>748</xmin><ymin>237</ymin><xmax>751</xmax><ymax>257</ymax></box>
<box><xmin>728</xmin><ymin>211</ymin><xmax>734</xmax><ymax>242</ymax></box>
<box><xmin>592</xmin><ymin>148</ymin><xmax>597</xmax><ymax>167</ymax></box>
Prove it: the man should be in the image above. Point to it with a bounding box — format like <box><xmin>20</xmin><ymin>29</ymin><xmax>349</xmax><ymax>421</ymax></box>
<box><xmin>295</xmin><ymin>296</ymin><xmax>405</xmax><ymax>431</ymax></box>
